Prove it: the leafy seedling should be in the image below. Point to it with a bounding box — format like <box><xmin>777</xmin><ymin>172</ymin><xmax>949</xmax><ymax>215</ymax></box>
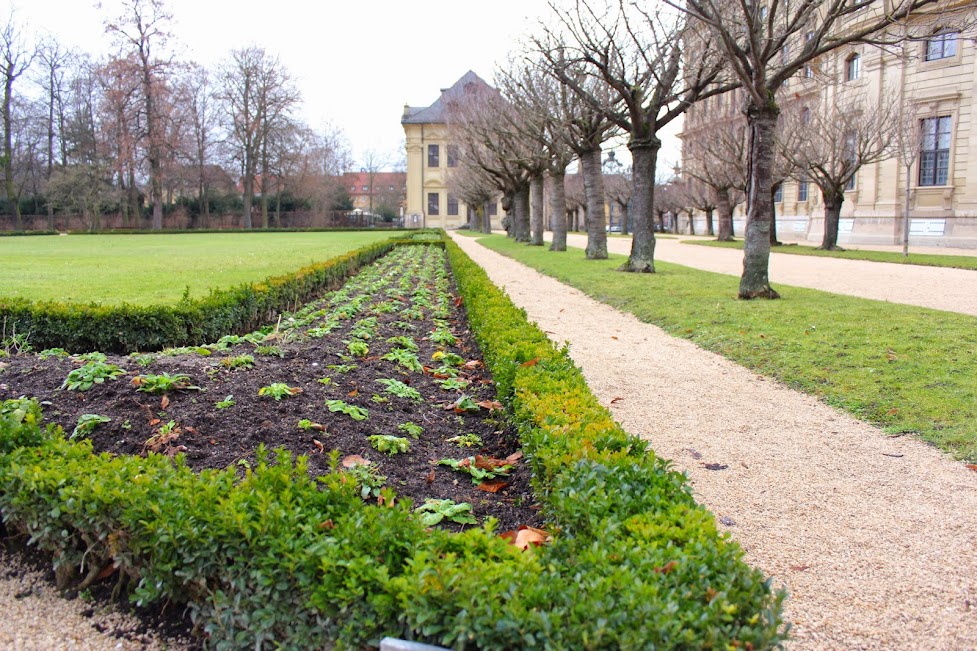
<box><xmin>62</xmin><ymin>361</ymin><xmax>126</xmax><ymax>392</ymax></box>
<box><xmin>215</xmin><ymin>395</ymin><xmax>235</xmax><ymax>409</ymax></box>
<box><xmin>39</xmin><ymin>348</ymin><xmax>69</xmax><ymax>359</ymax></box>
<box><xmin>254</xmin><ymin>345</ymin><xmax>284</xmax><ymax>357</ymax></box>
<box><xmin>431</xmin><ymin>351</ymin><xmax>465</xmax><ymax>367</ymax></box>
<box><xmin>386</xmin><ymin>335</ymin><xmax>418</xmax><ymax>351</ymax></box>
<box><xmin>317</xmin><ymin>377</ymin><xmax>333</xmax><ymax>386</ymax></box>
<box><xmin>132</xmin><ymin>372</ymin><xmax>200</xmax><ymax>394</ymax></box>
<box><xmin>220</xmin><ymin>354</ymin><xmax>255</xmax><ymax>370</ymax></box>
<box><xmin>415</xmin><ymin>499</ymin><xmax>477</xmax><ymax>527</ymax></box>
<box><xmin>326</xmin><ymin>363</ymin><xmax>357</xmax><ymax>374</ymax></box>
<box><xmin>341</xmin><ymin>456</ymin><xmax>386</xmax><ymax>499</ymax></box>
<box><xmin>430</xmin><ymin>328</ymin><xmax>457</xmax><ymax>346</ymax></box>
<box><xmin>444</xmin><ymin>395</ymin><xmax>480</xmax><ymax>413</ymax></box>
<box><xmin>346</xmin><ymin>340</ymin><xmax>370</xmax><ymax>358</ymax></box>
<box><xmin>376</xmin><ymin>378</ymin><xmax>423</xmax><ymax>402</ymax></box>
<box><xmin>71</xmin><ymin>414</ymin><xmax>111</xmax><ymax>440</ymax></box>
<box><xmin>446</xmin><ymin>433</ymin><xmax>482</xmax><ymax>448</ymax></box>
<box><xmin>297</xmin><ymin>419</ymin><xmax>326</xmax><ymax>432</ymax></box>
<box><xmin>382</xmin><ymin>348</ymin><xmax>423</xmax><ymax>373</ymax></box>
<box><xmin>435</xmin><ymin>377</ymin><xmax>470</xmax><ymax>391</ymax></box>
<box><xmin>368</xmin><ymin>435</ymin><xmax>410</xmax><ymax>455</ymax></box>
<box><xmin>398</xmin><ymin>422</ymin><xmax>424</xmax><ymax>439</ymax></box>
<box><xmin>326</xmin><ymin>399</ymin><xmax>369</xmax><ymax>421</ymax></box>
<box><xmin>438</xmin><ymin>455</ymin><xmax>515</xmax><ymax>484</ymax></box>
<box><xmin>258</xmin><ymin>383</ymin><xmax>302</xmax><ymax>400</ymax></box>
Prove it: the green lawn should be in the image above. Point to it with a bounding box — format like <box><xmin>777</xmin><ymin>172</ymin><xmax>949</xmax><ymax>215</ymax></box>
<box><xmin>0</xmin><ymin>231</ymin><xmax>396</xmax><ymax>305</ymax></box>
<box><xmin>473</xmin><ymin>234</ymin><xmax>977</xmax><ymax>462</ymax></box>
<box><xmin>683</xmin><ymin>238</ymin><xmax>977</xmax><ymax>270</ymax></box>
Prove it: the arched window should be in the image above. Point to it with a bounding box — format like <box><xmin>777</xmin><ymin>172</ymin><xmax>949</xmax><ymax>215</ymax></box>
<box><xmin>800</xmin><ymin>107</ymin><xmax>811</xmax><ymax>126</ymax></box>
<box><xmin>845</xmin><ymin>53</ymin><xmax>861</xmax><ymax>81</ymax></box>
<box><xmin>925</xmin><ymin>29</ymin><xmax>958</xmax><ymax>61</ymax></box>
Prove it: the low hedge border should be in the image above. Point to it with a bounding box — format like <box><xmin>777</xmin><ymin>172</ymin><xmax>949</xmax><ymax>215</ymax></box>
<box><xmin>0</xmin><ymin>237</ymin><xmax>406</xmax><ymax>354</ymax></box>
<box><xmin>0</xmin><ymin>235</ymin><xmax>786</xmax><ymax>649</ymax></box>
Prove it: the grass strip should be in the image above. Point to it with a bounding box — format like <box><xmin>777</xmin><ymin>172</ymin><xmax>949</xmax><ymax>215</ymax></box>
<box><xmin>0</xmin><ymin>231</ymin><xmax>396</xmax><ymax>305</ymax></box>
<box><xmin>683</xmin><ymin>238</ymin><xmax>977</xmax><ymax>271</ymax></box>
<box><xmin>474</xmin><ymin>234</ymin><xmax>977</xmax><ymax>462</ymax></box>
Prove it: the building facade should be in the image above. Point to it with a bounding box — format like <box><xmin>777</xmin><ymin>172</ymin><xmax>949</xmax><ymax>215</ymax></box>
<box><xmin>401</xmin><ymin>71</ymin><xmax>503</xmax><ymax>230</ymax></box>
<box><xmin>680</xmin><ymin>1</ymin><xmax>977</xmax><ymax>248</ymax></box>
<box><xmin>342</xmin><ymin>171</ymin><xmax>406</xmax><ymax>217</ymax></box>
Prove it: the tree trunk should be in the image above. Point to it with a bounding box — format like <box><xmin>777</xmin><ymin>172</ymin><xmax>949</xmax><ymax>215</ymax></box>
<box><xmin>620</xmin><ymin>203</ymin><xmax>630</xmax><ymax>235</ymax></box>
<box><xmin>769</xmin><ymin>183</ymin><xmax>782</xmax><ymax>246</ymax></box>
<box><xmin>512</xmin><ymin>184</ymin><xmax>530</xmax><ymax>242</ymax></box>
<box><xmin>529</xmin><ymin>176</ymin><xmax>544</xmax><ymax>246</ymax></box>
<box><xmin>481</xmin><ymin>201</ymin><xmax>492</xmax><ymax>234</ymax></box>
<box><xmin>549</xmin><ymin>170</ymin><xmax>567</xmax><ymax>251</ymax></box>
<box><xmin>580</xmin><ymin>148</ymin><xmax>607</xmax><ymax>260</ymax></box>
<box><xmin>621</xmin><ymin>141</ymin><xmax>659</xmax><ymax>271</ymax></box>
<box><xmin>687</xmin><ymin>211</ymin><xmax>696</xmax><ymax>235</ymax></box>
<box><xmin>819</xmin><ymin>190</ymin><xmax>845</xmax><ymax>251</ymax></box>
<box><xmin>3</xmin><ymin>70</ymin><xmax>20</xmax><ymax>230</ymax></box>
<box><xmin>705</xmin><ymin>208</ymin><xmax>715</xmax><ymax>236</ymax></box>
<box><xmin>242</xmin><ymin>175</ymin><xmax>254</xmax><ymax>229</ymax></box>
<box><xmin>739</xmin><ymin>104</ymin><xmax>781</xmax><ymax>300</ymax></box>
<box><xmin>716</xmin><ymin>188</ymin><xmax>733</xmax><ymax>241</ymax></box>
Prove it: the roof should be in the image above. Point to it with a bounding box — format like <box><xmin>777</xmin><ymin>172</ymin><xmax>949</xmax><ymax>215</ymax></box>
<box><xmin>401</xmin><ymin>70</ymin><xmax>494</xmax><ymax>125</ymax></box>
<box><xmin>343</xmin><ymin>171</ymin><xmax>406</xmax><ymax>191</ymax></box>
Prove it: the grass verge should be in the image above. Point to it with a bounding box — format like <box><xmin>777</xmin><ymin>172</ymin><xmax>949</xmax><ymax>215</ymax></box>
<box><xmin>683</xmin><ymin>238</ymin><xmax>977</xmax><ymax>271</ymax></box>
<box><xmin>0</xmin><ymin>231</ymin><xmax>395</xmax><ymax>305</ymax></box>
<box><xmin>473</xmin><ymin>234</ymin><xmax>977</xmax><ymax>462</ymax></box>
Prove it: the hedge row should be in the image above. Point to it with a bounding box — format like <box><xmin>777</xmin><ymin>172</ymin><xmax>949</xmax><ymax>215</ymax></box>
<box><xmin>0</xmin><ymin>236</ymin><xmax>786</xmax><ymax>649</ymax></box>
<box><xmin>0</xmin><ymin>238</ymin><xmax>400</xmax><ymax>354</ymax></box>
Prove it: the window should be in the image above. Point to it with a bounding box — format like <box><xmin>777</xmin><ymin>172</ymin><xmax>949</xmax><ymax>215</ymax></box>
<box><xmin>800</xmin><ymin>107</ymin><xmax>811</xmax><ymax>125</ymax></box>
<box><xmin>773</xmin><ymin>184</ymin><xmax>783</xmax><ymax>203</ymax></box>
<box><xmin>803</xmin><ymin>63</ymin><xmax>814</xmax><ymax>78</ymax></box>
<box><xmin>388</xmin><ymin>185</ymin><xmax>394</xmax><ymax>191</ymax></box>
<box><xmin>427</xmin><ymin>192</ymin><xmax>440</xmax><ymax>215</ymax></box>
<box><xmin>488</xmin><ymin>202</ymin><xmax>498</xmax><ymax>216</ymax></box>
<box><xmin>845</xmin><ymin>53</ymin><xmax>860</xmax><ymax>81</ymax></box>
<box><xmin>361</xmin><ymin>185</ymin><xmax>368</xmax><ymax>192</ymax></box>
<box><xmin>447</xmin><ymin>195</ymin><xmax>459</xmax><ymax>216</ymax></box>
<box><xmin>798</xmin><ymin>177</ymin><xmax>808</xmax><ymax>202</ymax></box>
<box><xmin>427</xmin><ymin>144</ymin><xmax>439</xmax><ymax>168</ymax></box>
<box><xmin>349</xmin><ymin>185</ymin><xmax>355</xmax><ymax>191</ymax></box>
<box><xmin>919</xmin><ymin>116</ymin><xmax>951</xmax><ymax>186</ymax></box>
<box><xmin>447</xmin><ymin>145</ymin><xmax>459</xmax><ymax>168</ymax></box>
<box><xmin>925</xmin><ymin>30</ymin><xmax>958</xmax><ymax>61</ymax></box>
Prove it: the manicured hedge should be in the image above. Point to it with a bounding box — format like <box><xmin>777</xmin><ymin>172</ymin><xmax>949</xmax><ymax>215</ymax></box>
<box><xmin>0</xmin><ymin>238</ymin><xmax>400</xmax><ymax>354</ymax></box>
<box><xmin>0</xmin><ymin>236</ymin><xmax>786</xmax><ymax>650</ymax></box>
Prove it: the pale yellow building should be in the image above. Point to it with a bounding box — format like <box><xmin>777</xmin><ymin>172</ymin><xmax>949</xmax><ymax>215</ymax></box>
<box><xmin>401</xmin><ymin>71</ymin><xmax>503</xmax><ymax>230</ymax></box>
<box><xmin>682</xmin><ymin>1</ymin><xmax>977</xmax><ymax>248</ymax></box>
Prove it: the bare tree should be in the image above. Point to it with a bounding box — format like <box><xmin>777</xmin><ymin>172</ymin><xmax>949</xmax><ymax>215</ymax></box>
<box><xmin>604</xmin><ymin>160</ymin><xmax>632</xmax><ymax>234</ymax></box>
<box><xmin>680</xmin><ymin>0</ymin><xmax>947</xmax><ymax>298</ymax></box>
<box><xmin>682</xmin><ymin>110</ymin><xmax>747</xmax><ymax>241</ymax></box>
<box><xmin>678</xmin><ymin>176</ymin><xmax>717</xmax><ymax>236</ymax></box>
<box><xmin>780</xmin><ymin>95</ymin><xmax>896</xmax><ymax>250</ymax></box>
<box><xmin>539</xmin><ymin>0</ymin><xmax>728</xmax><ymax>270</ymax></box>
<box><xmin>104</xmin><ymin>0</ymin><xmax>174</xmax><ymax>230</ymax></box>
<box><xmin>96</xmin><ymin>56</ymin><xmax>141</xmax><ymax>225</ymax></box>
<box><xmin>35</xmin><ymin>39</ymin><xmax>72</xmax><ymax>228</ymax></box>
<box><xmin>1</xmin><ymin>12</ymin><xmax>36</xmax><ymax>228</ymax></box>
<box><xmin>447</xmin><ymin>156</ymin><xmax>496</xmax><ymax>233</ymax></box>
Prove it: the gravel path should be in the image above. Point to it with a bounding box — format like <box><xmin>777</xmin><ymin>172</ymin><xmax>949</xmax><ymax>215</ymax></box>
<box><xmin>569</xmin><ymin>233</ymin><xmax>977</xmax><ymax>317</ymax></box>
<box><xmin>452</xmin><ymin>232</ymin><xmax>977</xmax><ymax>650</ymax></box>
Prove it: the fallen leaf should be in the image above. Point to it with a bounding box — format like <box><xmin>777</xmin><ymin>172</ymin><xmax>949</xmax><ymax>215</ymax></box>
<box><xmin>610</xmin><ymin>396</ymin><xmax>623</xmax><ymax>404</ymax></box>
<box><xmin>520</xmin><ymin>358</ymin><xmax>540</xmax><ymax>367</ymax></box>
<box><xmin>160</xmin><ymin>395</ymin><xmax>170</xmax><ymax>410</ymax></box>
<box><xmin>703</xmin><ymin>463</ymin><xmax>729</xmax><ymax>471</ymax></box>
<box><xmin>318</xmin><ymin>519</ymin><xmax>334</xmax><ymax>530</ymax></box>
<box><xmin>705</xmin><ymin>587</ymin><xmax>718</xmax><ymax>601</ymax></box>
<box><xmin>655</xmin><ymin>561</ymin><xmax>678</xmax><ymax>574</ymax></box>
<box><xmin>95</xmin><ymin>563</ymin><xmax>118</xmax><ymax>581</ymax></box>
<box><xmin>504</xmin><ymin>451</ymin><xmax>524</xmax><ymax>464</ymax></box>
<box><xmin>209</xmin><ymin>439</ymin><xmax>217</xmax><ymax>445</ymax></box>
<box><xmin>463</xmin><ymin>360</ymin><xmax>483</xmax><ymax>370</ymax></box>
<box><xmin>685</xmin><ymin>448</ymin><xmax>703</xmax><ymax>460</ymax></box>
<box><xmin>425</xmin><ymin>469</ymin><xmax>436</xmax><ymax>484</ymax></box>
<box><xmin>130</xmin><ymin>377</ymin><xmax>143</xmax><ymax>387</ymax></box>
<box><xmin>611</xmin><ymin>336</ymin><xmax>618</xmax><ymax>340</ymax></box>
<box><xmin>312</xmin><ymin>439</ymin><xmax>325</xmax><ymax>454</ymax></box>
<box><xmin>454</xmin><ymin>296</ymin><xmax>463</xmax><ymax>307</ymax></box>
<box><xmin>148</xmin><ymin>418</ymin><xmax>161</xmax><ymax>427</ymax></box>
<box><xmin>184</xmin><ymin>426</ymin><xmax>198</xmax><ymax>436</ymax></box>
<box><xmin>342</xmin><ymin>454</ymin><xmax>370</xmax><ymax>468</ymax></box>
<box><xmin>790</xmin><ymin>564</ymin><xmax>811</xmax><ymax>572</ymax></box>
<box><xmin>966</xmin><ymin>464</ymin><xmax>977</xmax><ymax>472</ymax></box>
<box><xmin>348</xmin><ymin>389</ymin><xmax>359</xmax><ymax>397</ymax></box>
<box><xmin>474</xmin><ymin>455</ymin><xmax>511</xmax><ymax>470</ymax></box>
<box><xmin>885</xmin><ymin>348</ymin><xmax>898</xmax><ymax>361</ymax></box>
<box><xmin>476</xmin><ymin>479</ymin><xmax>508</xmax><ymax>493</ymax></box>
<box><xmin>500</xmin><ymin>525</ymin><xmax>549</xmax><ymax>550</ymax></box>
<box><xmin>882</xmin><ymin>453</ymin><xmax>904</xmax><ymax>458</ymax></box>
<box><xmin>718</xmin><ymin>516</ymin><xmax>736</xmax><ymax>526</ymax></box>
<box><xmin>759</xmin><ymin>334</ymin><xmax>766</xmax><ymax>339</ymax></box>
<box><xmin>886</xmin><ymin>408</ymin><xmax>900</xmax><ymax>415</ymax></box>
<box><xmin>477</xmin><ymin>400</ymin><xmax>503</xmax><ymax>411</ymax></box>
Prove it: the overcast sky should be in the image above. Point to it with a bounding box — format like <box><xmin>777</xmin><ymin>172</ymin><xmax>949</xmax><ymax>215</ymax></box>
<box><xmin>11</xmin><ymin>0</ymin><xmax>682</xmax><ymax>172</ymax></box>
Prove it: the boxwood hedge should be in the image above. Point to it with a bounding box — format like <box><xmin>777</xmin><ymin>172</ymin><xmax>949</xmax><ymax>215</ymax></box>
<box><xmin>0</xmin><ymin>235</ymin><xmax>786</xmax><ymax>650</ymax></box>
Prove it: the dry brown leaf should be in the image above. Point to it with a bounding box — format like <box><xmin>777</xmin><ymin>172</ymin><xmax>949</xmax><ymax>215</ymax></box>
<box><xmin>477</xmin><ymin>400</ymin><xmax>503</xmax><ymax>411</ymax></box>
<box><xmin>611</xmin><ymin>336</ymin><xmax>618</xmax><ymax>340</ymax></box>
<box><xmin>520</xmin><ymin>358</ymin><xmax>540</xmax><ymax>367</ymax></box>
<box><xmin>148</xmin><ymin>418</ymin><xmax>161</xmax><ymax>427</ymax></box>
<box><xmin>342</xmin><ymin>454</ymin><xmax>370</xmax><ymax>468</ymax></box>
<box><xmin>160</xmin><ymin>395</ymin><xmax>170</xmax><ymax>410</ymax></box>
<box><xmin>319</xmin><ymin>519</ymin><xmax>334</xmax><ymax>530</ymax></box>
<box><xmin>348</xmin><ymin>389</ymin><xmax>359</xmax><ymax>397</ymax></box>
<box><xmin>500</xmin><ymin>525</ymin><xmax>549</xmax><ymax>550</ymax></box>
<box><xmin>476</xmin><ymin>479</ymin><xmax>508</xmax><ymax>493</ymax></box>
<box><xmin>654</xmin><ymin>560</ymin><xmax>678</xmax><ymax>574</ymax></box>
<box><xmin>504</xmin><ymin>451</ymin><xmax>524</xmax><ymax>465</ymax></box>
<box><xmin>463</xmin><ymin>360</ymin><xmax>483</xmax><ymax>370</ymax></box>
<box><xmin>474</xmin><ymin>455</ymin><xmax>510</xmax><ymax>470</ymax></box>
<box><xmin>966</xmin><ymin>464</ymin><xmax>977</xmax><ymax>472</ymax></box>
<box><xmin>454</xmin><ymin>296</ymin><xmax>463</xmax><ymax>307</ymax></box>
<box><xmin>610</xmin><ymin>396</ymin><xmax>623</xmax><ymax>404</ymax></box>
<box><xmin>790</xmin><ymin>564</ymin><xmax>811</xmax><ymax>572</ymax></box>
<box><xmin>95</xmin><ymin>563</ymin><xmax>118</xmax><ymax>581</ymax></box>
<box><xmin>425</xmin><ymin>469</ymin><xmax>436</xmax><ymax>484</ymax></box>
<box><xmin>130</xmin><ymin>377</ymin><xmax>143</xmax><ymax>387</ymax></box>
<box><xmin>312</xmin><ymin>439</ymin><xmax>325</xmax><ymax>454</ymax></box>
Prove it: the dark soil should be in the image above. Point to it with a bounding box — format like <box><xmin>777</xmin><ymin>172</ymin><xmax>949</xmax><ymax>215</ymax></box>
<box><xmin>0</xmin><ymin>246</ymin><xmax>543</xmax><ymax>532</ymax></box>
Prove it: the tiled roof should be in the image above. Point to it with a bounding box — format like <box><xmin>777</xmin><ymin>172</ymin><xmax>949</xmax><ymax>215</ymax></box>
<box><xmin>401</xmin><ymin>70</ymin><xmax>492</xmax><ymax>125</ymax></box>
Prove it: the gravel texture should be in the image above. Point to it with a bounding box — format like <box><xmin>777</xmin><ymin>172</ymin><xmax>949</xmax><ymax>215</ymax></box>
<box><xmin>453</xmin><ymin>232</ymin><xmax>977</xmax><ymax>650</ymax></box>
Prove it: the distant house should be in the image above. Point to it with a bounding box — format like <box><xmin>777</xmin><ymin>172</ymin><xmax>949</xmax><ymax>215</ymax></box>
<box><xmin>342</xmin><ymin>171</ymin><xmax>406</xmax><ymax>217</ymax></box>
<box><xmin>401</xmin><ymin>71</ymin><xmax>503</xmax><ymax>229</ymax></box>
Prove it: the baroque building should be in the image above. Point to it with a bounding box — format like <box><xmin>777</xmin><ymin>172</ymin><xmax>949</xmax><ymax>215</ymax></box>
<box><xmin>401</xmin><ymin>71</ymin><xmax>502</xmax><ymax>230</ymax></box>
<box><xmin>680</xmin><ymin>1</ymin><xmax>977</xmax><ymax>248</ymax></box>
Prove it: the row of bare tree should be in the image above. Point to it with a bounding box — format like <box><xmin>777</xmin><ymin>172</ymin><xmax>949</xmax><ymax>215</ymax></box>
<box><xmin>1</xmin><ymin>0</ymin><xmax>350</xmax><ymax>232</ymax></box>
<box><xmin>444</xmin><ymin>0</ymin><xmax>961</xmax><ymax>299</ymax></box>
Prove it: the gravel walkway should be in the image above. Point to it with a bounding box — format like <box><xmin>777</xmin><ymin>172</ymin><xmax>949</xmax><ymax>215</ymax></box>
<box><xmin>569</xmin><ymin>233</ymin><xmax>977</xmax><ymax>317</ymax></box>
<box><xmin>452</xmin><ymin>232</ymin><xmax>977</xmax><ymax>650</ymax></box>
